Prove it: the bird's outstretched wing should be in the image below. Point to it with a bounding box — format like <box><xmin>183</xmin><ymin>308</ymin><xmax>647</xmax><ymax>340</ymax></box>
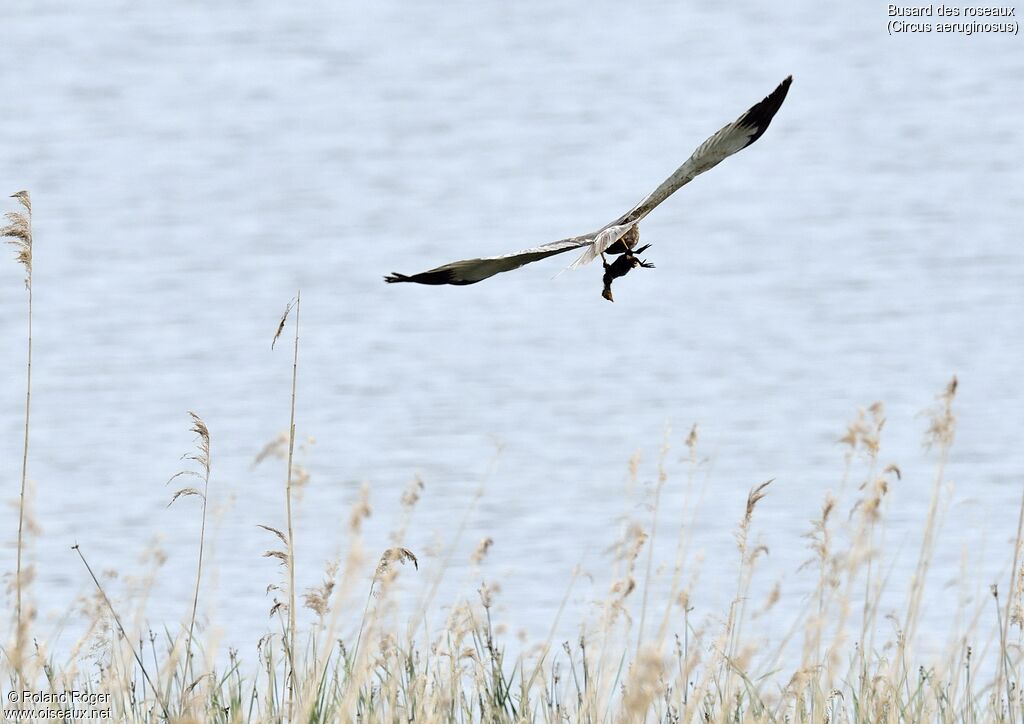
<box><xmin>385</xmin><ymin>75</ymin><xmax>792</xmax><ymax>286</ymax></box>
<box><xmin>383</xmin><ymin>235</ymin><xmax>593</xmax><ymax>285</ymax></box>
<box><xmin>570</xmin><ymin>75</ymin><xmax>792</xmax><ymax>268</ymax></box>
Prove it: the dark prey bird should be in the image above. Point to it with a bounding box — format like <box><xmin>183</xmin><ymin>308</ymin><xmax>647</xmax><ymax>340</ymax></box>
<box><xmin>385</xmin><ymin>76</ymin><xmax>792</xmax><ymax>301</ymax></box>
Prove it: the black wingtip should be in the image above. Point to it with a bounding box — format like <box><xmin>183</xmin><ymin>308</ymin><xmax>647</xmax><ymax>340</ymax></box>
<box><xmin>384</xmin><ymin>268</ymin><xmax>464</xmax><ymax>286</ymax></box>
<box><xmin>739</xmin><ymin>76</ymin><xmax>793</xmax><ymax>146</ymax></box>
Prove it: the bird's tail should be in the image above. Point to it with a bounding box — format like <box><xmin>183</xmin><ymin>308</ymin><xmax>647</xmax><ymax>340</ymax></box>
<box><xmin>384</xmin><ymin>273</ymin><xmax>412</xmax><ymax>283</ymax></box>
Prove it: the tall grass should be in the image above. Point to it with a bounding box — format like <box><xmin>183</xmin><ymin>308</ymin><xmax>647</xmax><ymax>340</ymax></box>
<box><xmin>272</xmin><ymin>292</ymin><xmax>302</xmax><ymax>713</ymax></box>
<box><xmin>70</xmin><ymin>543</ymin><xmax>170</xmax><ymax>720</ymax></box>
<box><xmin>3</xmin><ymin>195</ymin><xmax>1024</xmax><ymax>722</ymax></box>
<box><xmin>167</xmin><ymin>411</ymin><xmax>213</xmax><ymax>699</ymax></box>
<box><xmin>2</xmin><ymin>191</ymin><xmax>33</xmax><ymax>676</ymax></box>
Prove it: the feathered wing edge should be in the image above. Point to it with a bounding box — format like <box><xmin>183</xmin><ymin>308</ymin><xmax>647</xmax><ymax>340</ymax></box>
<box><xmin>569</xmin><ymin>75</ymin><xmax>793</xmax><ymax>268</ymax></box>
<box><xmin>383</xmin><ymin>235</ymin><xmax>593</xmax><ymax>285</ymax></box>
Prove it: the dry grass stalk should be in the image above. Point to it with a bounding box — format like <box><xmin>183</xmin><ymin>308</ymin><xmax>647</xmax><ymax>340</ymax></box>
<box><xmin>1008</xmin><ymin>493</ymin><xmax>1024</xmax><ymax>631</ymax></box>
<box><xmin>817</xmin><ymin>405</ymin><xmax>895</xmax><ymax>715</ymax></box>
<box><xmin>605</xmin><ymin>520</ymin><xmax>647</xmax><ymax>631</ymax></box>
<box><xmin>800</xmin><ymin>493</ymin><xmax>837</xmax><ymax>676</ymax></box>
<box><xmin>271</xmin><ymin>290</ymin><xmax>301</xmax><ymax>709</ymax></box>
<box><xmin>3</xmin><ymin>190</ymin><xmax>33</xmax><ymax>675</ymax></box>
<box><xmin>655</xmin><ymin>422</ymin><xmax>706</xmax><ymax>659</ymax></box>
<box><xmin>903</xmin><ymin>377</ymin><xmax>958</xmax><ymax>668</ymax></box>
<box><xmin>409</xmin><ymin>444</ymin><xmax>502</xmax><ymax>650</ymax></box>
<box><xmin>71</xmin><ymin>544</ymin><xmax>169</xmax><ymax>720</ymax></box>
<box><xmin>621</xmin><ymin>643</ymin><xmax>665</xmax><ymax>719</ymax></box>
<box><xmin>998</xmin><ymin>489</ymin><xmax>1024</xmax><ymax>718</ymax></box>
<box><xmin>340</xmin><ymin>544</ymin><xmax>422</xmax><ymax>717</ymax></box>
<box><xmin>720</xmin><ymin>479</ymin><xmax>773</xmax><ymax>711</ymax></box>
<box><xmin>166</xmin><ymin>411</ymin><xmax>212</xmax><ymax>702</ymax></box>
<box><xmin>637</xmin><ymin>427</ymin><xmax>671</xmax><ymax>652</ymax></box>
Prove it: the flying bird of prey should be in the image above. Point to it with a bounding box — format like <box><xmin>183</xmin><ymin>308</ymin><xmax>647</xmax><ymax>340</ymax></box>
<box><xmin>385</xmin><ymin>75</ymin><xmax>792</xmax><ymax>301</ymax></box>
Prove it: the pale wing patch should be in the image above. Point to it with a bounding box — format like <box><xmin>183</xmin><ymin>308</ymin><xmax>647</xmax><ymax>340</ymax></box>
<box><xmin>567</xmin><ymin>223</ymin><xmax>634</xmax><ymax>269</ymax></box>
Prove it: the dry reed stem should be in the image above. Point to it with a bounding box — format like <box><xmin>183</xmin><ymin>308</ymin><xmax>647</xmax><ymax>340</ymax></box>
<box><xmin>523</xmin><ymin>565</ymin><xmax>581</xmax><ymax>698</ymax></box>
<box><xmin>3</xmin><ymin>190</ymin><xmax>33</xmax><ymax>676</ymax></box>
<box><xmin>167</xmin><ymin>411</ymin><xmax>212</xmax><ymax>706</ymax></box>
<box><xmin>657</xmin><ymin>423</ymin><xmax>707</xmax><ymax>654</ymax></box>
<box><xmin>720</xmin><ymin>479</ymin><xmax>773</xmax><ymax>712</ymax></box>
<box><xmin>637</xmin><ymin>426</ymin><xmax>670</xmax><ymax>654</ymax></box>
<box><xmin>270</xmin><ymin>291</ymin><xmax>301</xmax><ymax>711</ymax></box>
<box><xmin>342</xmin><ymin>544</ymin><xmax>421</xmax><ymax>717</ymax></box>
<box><xmin>902</xmin><ymin>376</ymin><xmax>958</xmax><ymax>675</ymax></box>
<box><xmin>410</xmin><ymin>443</ymin><xmax>503</xmax><ymax>645</ymax></box>
<box><xmin>71</xmin><ymin>544</ymin><xmax>169</xmax><ymax>720</ymax></box>
<box><xmin>998</xmin><ymin>489</ymin><xmax>1024</xmax><ymax>724</ymax></box>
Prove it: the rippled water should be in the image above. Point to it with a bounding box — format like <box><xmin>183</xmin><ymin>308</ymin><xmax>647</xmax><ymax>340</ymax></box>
<box><xmin>1</xmin><ymin>1</ymin><xmax>1022</xmax><ymax>656</ymax></box>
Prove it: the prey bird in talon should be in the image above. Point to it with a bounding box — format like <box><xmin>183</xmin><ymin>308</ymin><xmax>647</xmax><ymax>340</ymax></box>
<box><xmin>384</xmin><ymin>75</ymin><xmax>792</xmax><ymax>300</ymax></box>
<box><xmin>599</xmin><ymin>226</ymin><xmax>655</xmax><ymax>303</ymax></box>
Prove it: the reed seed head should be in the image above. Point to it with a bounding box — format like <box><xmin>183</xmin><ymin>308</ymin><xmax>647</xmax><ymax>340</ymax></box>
<box><xmin>374</xmin><ymin>547</ymin><xmax>418</xmax><ymax>580</ymax></box>
<box><xmin>2</xmin><ymin>191</ymin><xmax>32</xmax><ymax>286</ymax></box>
<box><xmin>471</xmin><ymin>537</ymin><xmax>494</xmax><ymax>565</ymax></box>
<box><xmin>925</xmin><ymin>375</ymin><xmax>958</xmax><ymax>450</ymax></box>
<box><xmin>271</xmin><ymin>296</ymin><xmax>296</xmax><ymax>349</ymax></box>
